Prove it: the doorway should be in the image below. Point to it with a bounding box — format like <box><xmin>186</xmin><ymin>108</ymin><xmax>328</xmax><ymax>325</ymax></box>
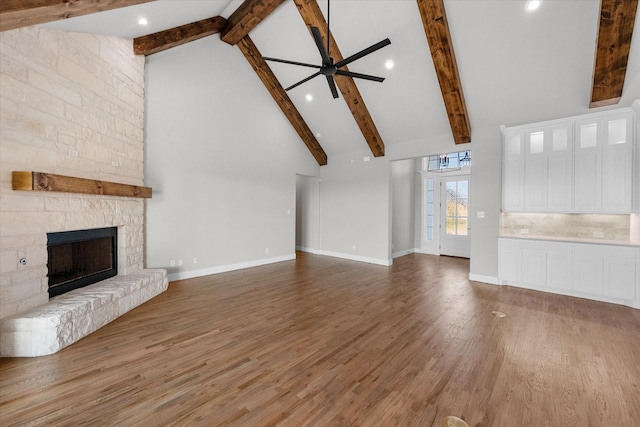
<box><xmin>439</xmin><ymin>175</ymin><xmax>470</xmax><ymax>258</ymax></box>
<box><xmin>295</xmin><ymin>174</ymin><xmax>320</xmax><ymax>254</ymax></box>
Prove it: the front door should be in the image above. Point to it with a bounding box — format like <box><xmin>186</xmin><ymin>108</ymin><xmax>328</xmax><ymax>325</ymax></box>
<box><xmin>440</xmin><ymin>176</ymin><xmax>470</xmax><ymax>258</ymax></box>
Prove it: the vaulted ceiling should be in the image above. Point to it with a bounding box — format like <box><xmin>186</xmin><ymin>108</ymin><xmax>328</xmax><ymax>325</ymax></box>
<box><xmin>2</xmin><ymin>0</ymin><xmax>639</xmax><ymax>165</ymax></box>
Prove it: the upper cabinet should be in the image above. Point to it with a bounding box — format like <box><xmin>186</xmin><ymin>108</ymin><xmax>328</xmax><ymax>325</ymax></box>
<box><xmin>502</xmin><ymin>107</ymin><xmax>636</xmax><ymax>214</ymax></box>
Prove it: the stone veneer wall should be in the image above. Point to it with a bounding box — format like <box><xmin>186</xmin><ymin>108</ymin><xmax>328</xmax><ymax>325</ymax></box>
<box><xmin>500</xmin><ymin>213</ymin><xmax>631</xmax><ymax>241</ymax></box>
<box><xmin>0</xmin><ymin>27</ymin><xmax>146</xmax><ymax>319</ymax></box>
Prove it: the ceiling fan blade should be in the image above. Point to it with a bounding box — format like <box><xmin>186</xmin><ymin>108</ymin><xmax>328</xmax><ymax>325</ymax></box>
<box><xmin>285</xmin><ymin>71</ymin><xmax>321</xmax><ymax>91</ymax></box>
<box><xmin>326</xmin><ymin>75</ymin><xmax>339</xmax><ymax>99</ymax></box>
<box><xmin>335</xmin><ymin>70</ymin><xmax>385</xmax><ymax>83</ymax></box>
<box><xmin>311</xmin><ymin>26</ymin><xmax>332</xmax><ymax>65</ymax></box>
<box><xmin>263</xmin><ymin>57</ymin><xmax>321</xmax><ymax>69</ymax></box>
<box><xmin>334</xmin><ymin>38</ymin><xmax>391</xmax><ymax>69</ymax></box>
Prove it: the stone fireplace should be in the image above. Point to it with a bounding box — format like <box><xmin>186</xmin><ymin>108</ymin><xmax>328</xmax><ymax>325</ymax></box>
<box><xmin>0</xmin><ymin>28</ymin><xmax>167</xmax><ymax>356</ymax></box>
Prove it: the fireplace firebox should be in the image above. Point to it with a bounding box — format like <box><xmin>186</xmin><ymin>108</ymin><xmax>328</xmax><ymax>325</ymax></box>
<box><xmin>47</xmin><ymin>227</ymin><xmax>118</xmax><ymax>298</ymax></box>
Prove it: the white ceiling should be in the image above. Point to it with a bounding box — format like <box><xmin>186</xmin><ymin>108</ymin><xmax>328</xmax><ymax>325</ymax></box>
<box><xmin>40</xmin><ymin>0</ymin><xmax>640</xmax><ymax>157</ymax></box>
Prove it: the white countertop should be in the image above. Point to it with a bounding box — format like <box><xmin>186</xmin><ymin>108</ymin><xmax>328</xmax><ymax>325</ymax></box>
<box><xmin>499</xmin><ymin>234</ymin><xmax>640</xmax><ymax>247</ymax></box>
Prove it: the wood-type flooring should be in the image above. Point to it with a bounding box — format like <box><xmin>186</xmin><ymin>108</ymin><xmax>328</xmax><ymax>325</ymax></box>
<box><xmin>1</xmin><ymin>252</ymin><xmax>639</xmax><ymax>426</ymax></box>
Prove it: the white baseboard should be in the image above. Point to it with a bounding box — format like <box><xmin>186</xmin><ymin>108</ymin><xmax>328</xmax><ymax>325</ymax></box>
<box><xmin>317</xmin><ymin>250</ymin><xmax>392</xmax><ymax>266</ymax></box>
<box><xmin>468</xmin><ymin>273</ymin><xmax>499</xmax><ymax>285</ymax></box>
<box><xmin>392</xmin><ymin>248</ymin><xmax>414</xmax><ymax>258</ymax></box>
<box><xmin>167</xmin><ymin>254</ymin><xmax>296</xmax><ymax>282</ymax></box>
<box><xmin>414</xmin><ymin>248</ymin><xmax>440</xmax><ymax>256</ymax></box>
<box><xmin>295</xmin><ymin>245</ymin><xmax>321</xmax><ymax>254</ymax></box>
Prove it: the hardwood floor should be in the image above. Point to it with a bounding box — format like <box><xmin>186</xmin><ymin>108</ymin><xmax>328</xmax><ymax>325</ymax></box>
<box><xmin>2</xmin><ymin>252</ymin><xmax>639</xmax><ymax>426</ymax></box>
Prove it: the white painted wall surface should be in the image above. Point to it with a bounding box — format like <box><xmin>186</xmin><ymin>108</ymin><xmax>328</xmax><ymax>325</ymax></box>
<box><xmin>318</xmin><ymin>150</ymin><xmax>391</xmax><ymax>265</ymax></box>
<box><xmin>391</xmin><ymin>159</ymin><xmax>415</xmax><ymax>257</ymax></box>
<box><xmin>144</xmin><ymin>37</ymin><xmax>319</xmax><ymax>280</ymax></box>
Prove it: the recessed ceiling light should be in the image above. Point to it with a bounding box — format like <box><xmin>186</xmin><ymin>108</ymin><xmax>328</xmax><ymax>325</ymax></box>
<box><xmin>385</xmin><ymin>59</ymin><xmax>394</xmax><ymax>70</ymax></box>
<box><xmin>138</xmin><ymin>17</ymin><xmax>148</xmax><ymax>26</ymax></box>
<box><xmin>525</xmin><ymin>0</ymin><xmax>541</xmax><ymax>12</ymax></box>
<box><xmin>305</xmin><ymin>94</ymin><xmax>313</xmax><ymax>102</ymax></box>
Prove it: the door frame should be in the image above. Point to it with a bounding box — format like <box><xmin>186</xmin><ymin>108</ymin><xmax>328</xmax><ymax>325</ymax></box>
<box><xmin>419</xmin><ymin>169</ymin><xmax>472</xmax><ymax>257</ymax></box>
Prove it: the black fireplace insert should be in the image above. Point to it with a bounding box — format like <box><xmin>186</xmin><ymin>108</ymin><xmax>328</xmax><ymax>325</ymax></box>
<box><xmin>47</xmin><ymin>227</ymin><xmax>118</xmax><ymax>298</ymax></box>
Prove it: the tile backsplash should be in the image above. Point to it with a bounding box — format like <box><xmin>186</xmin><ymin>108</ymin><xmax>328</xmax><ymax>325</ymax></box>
<box><xmin>500</xmin><ymin>213</ymin><xmax>631</xmax><ymax>242</ymax></box>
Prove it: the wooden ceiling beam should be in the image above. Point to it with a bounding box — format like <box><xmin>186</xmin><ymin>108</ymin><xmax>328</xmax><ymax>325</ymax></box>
<box><xmin>416</xmin><ymin>0</ymin><xmax>471</xmax><ymax>145</ymax></box>
<box><xmin>237</xmin><ymin>35</ymin><xmax>328</xmax><ymax>166</ymax></box>
<box><xmin>292</xmin><ymin>0</ymin><xmax>385</xmax><ymax>157</ymax></box>
<box><xmin>590</xmin><ymin>0</ymin><xmax>638</xmax><ymax>108</ymax></box>
<box><xmin>133</xmin><ymin>16</ymin><xmax>227</xmax><ymax>56</ymax></box>
<box><xmin>221</xmin><ymin>0</ymin><xmax>287</xmax><ymax>46</ymax></box>
<box><xmin>0</xmin><ymin>0</ymin><xmax>155</xmax><ymax>32</ymax></box>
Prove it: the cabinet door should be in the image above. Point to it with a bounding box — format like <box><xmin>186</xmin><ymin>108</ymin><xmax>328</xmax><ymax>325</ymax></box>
<box><xmin>574</xmin><ymin>150</ymin><xmax>602</xmax><ymax>212</ymax></box>
<box><xmin>503</xmin><ymin>160</ymin><xmax>524</xmax><ymax>211</ymax></box>
<box><xmin>547</xmin><ymin>244</ymin><xmax>573</xmax><ymax>291</ymax></box>
<box><xmin>547</xmin><ymin>156</ymin><xmax>572</xmax><ymax>211</ymax></box>
<box><xmin>499</xmin><ymin>239</ymin><xmax>522</xmax><ymax>284</ymax></box>
<box><xmin>602</xmin><ymin>148</ymin><xmax>632</xmax><ymax>213</ymax></box>
<box><xmin>524</xmin><ymin>157</ymin><xmax>547</xmax><ymax>211</ymax></box>
<box><xmin>573</xmin><ymin>246</ymin><xmax>604</xmax><ymax>296</ymax></box>
<box><xmin>522</xmin><ymin>246</ymin><xmax>546</xmax><ymax>288</ymax></box>
<box><xmin>603</xmin><ymin>247</ymin><xmax>637</xmax><ymax>300</ymax></box>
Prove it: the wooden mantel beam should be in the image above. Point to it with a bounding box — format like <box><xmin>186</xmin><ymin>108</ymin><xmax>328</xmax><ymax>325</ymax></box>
<box><xmin>221</xmin><ymin>0</ymin><xmax>287</xmax><ymax>46</ymax></box>
<box><xmin>0</xmin><ymin>0</ymin><xmax>155</xmax><ymax>32</ymax></box>
<box><xmin>134</xmin><ymin>16</ymin><xmax>228</xmax><ymax>56</ymax></box>
<box><xmin>12</xmin><ymin>171</ymin><xmax>152</xmax><ymax>198</ymax></box>
<box><xmin>237</xmin><ymin>35</ymin><xmax>328</xmax><ymax>166</ymax></box>
<box><xmin>416</xmin><ymin>0</ymin><xmax>471</xmax><ymax>145</ymax></box>
<box><xmin>590</xmin><ymin>0</ymin><xmax>638</xmax><ymax>108</ymax></box>
<box><xmin>292</xmin><ymin>0</ymin><xmax>385</xmax><ymax>157</ymax></box>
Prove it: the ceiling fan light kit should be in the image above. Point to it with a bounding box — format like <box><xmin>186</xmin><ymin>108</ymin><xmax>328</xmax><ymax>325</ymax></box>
<box><xmin>263</xmin><ymin>0</ymin><xmax>391</xmax><ymax>99</ymax></box>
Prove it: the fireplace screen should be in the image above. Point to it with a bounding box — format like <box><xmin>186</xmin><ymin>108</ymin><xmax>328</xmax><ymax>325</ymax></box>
<box><xmin>47</xmin><ymin>227</ymin><xmax>118</xmax><ymax>298</ymax></box>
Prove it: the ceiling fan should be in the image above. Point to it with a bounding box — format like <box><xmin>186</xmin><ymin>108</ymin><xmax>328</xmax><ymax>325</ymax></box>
<box><xmin>263</xmin><ymin>0</ymin><xmax>391</xmax><ymax>99</ymax></box>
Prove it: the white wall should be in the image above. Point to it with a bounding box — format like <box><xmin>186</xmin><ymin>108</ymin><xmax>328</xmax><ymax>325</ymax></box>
<box><xmin>318</xmin><ymin>149</ymin><xmax>392</xmax><ymax>265</ymax></box>
<box><xmin>467</xmin><ymin>126</ymin><xmax>502</xmax><ymax>282</ymax></box>
<box><xmin>144</xmin><ymin>37</ymin><xmax>319</xmax><ymax>280</ymax></box>
<box><xmin>390</xmin><ymin>158</ymin><xmax>415</xmax><ymax>257</ymax></box>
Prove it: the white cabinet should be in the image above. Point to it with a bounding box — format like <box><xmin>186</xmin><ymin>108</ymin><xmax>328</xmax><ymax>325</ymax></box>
<box><xmin>502</xmin><ymin>122</ymin><xmax>573</xmax><ymax>212</ymax></box>
<box><xmin>498</xmin><ymin>238</ymin><xmax>522</xmax><ymax>283</ymax></box>
<box><xmin>522</xmin><ymin>241</ymin><xmax>547</xmax><ymax>287</ymax></box>
<box><xmin>574</xmin><ymin>112</ymin><xmax>634</xmax><ymax>213</ymax></box>
<box><xmin>498</xmin><ymin>238</ymin><xmax>639</xmax><ymax>308</ymax></box>
<box><xmin>502</xmin><ymin>131</ymin><xmax>525</xmax><ymax>211</ymax></box>
<box><xmin>573</xmin><ymin>244</ymin><xmax>604</xmax><ymax>296</ymax></box>
<box><xmin>546</xmin><ymin>243</ymin><xmax>573</xmax><ymax>291</ymax></box>
<box><xmin>502</xmin><ymin>108</ymin><xmax>635</xmax><ymax>214</ymax></box>
<box><xmin>603</xmin><ymin>247</ymin><xmax>637</xmax><ymax>300</ymax></box>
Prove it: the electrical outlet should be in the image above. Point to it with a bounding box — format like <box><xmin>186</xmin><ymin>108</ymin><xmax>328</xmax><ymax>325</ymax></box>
<box><xmin>170</xmin><ymin>260</ymin><xmax>176</xmax><ymax>267</ymax></box>
<box><xmin>520</xmin><ymin>229</ymin><xmax>529</xmax><ymax>235</ymax></box>
<box><xmin>178</xmin><ymin>259</ymin><xmax>183</xmax><ymax>266</ymax></box>
<box><xmin>68</xmin><ymin>148</ymin><xmax>78</xmax><ymax>157</ymax></box>
<box><xmin>193</xmin><ymin>257</ymin><xmax>198</xmax><ymax>264</ymax></box>
<box><xmin>352</xmin><ymin>245</ymin><xmax>356</xmax><ymax>251</ymax></box>
<box><xmin>265</xmin><ymin>248</ymin><xmax>269</xmax><ymax>254</ymax></box>
<box><xmin>476</xmin><ymin>211</ymin><xmax>485</xmax><ymax>219</ymax></box>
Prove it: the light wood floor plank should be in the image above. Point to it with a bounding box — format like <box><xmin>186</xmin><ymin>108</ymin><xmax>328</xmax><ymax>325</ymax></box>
<box><xmin>1</xmin><ymin>252</ymin><xmax>639</xmax><ymax>426</ymax></box>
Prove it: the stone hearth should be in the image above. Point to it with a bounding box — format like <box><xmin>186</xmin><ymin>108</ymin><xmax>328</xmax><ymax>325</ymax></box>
<box><xmin>1</xmin><ymin>269</ymin><xmax>167</xmax><ymax>357</ymax></box>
